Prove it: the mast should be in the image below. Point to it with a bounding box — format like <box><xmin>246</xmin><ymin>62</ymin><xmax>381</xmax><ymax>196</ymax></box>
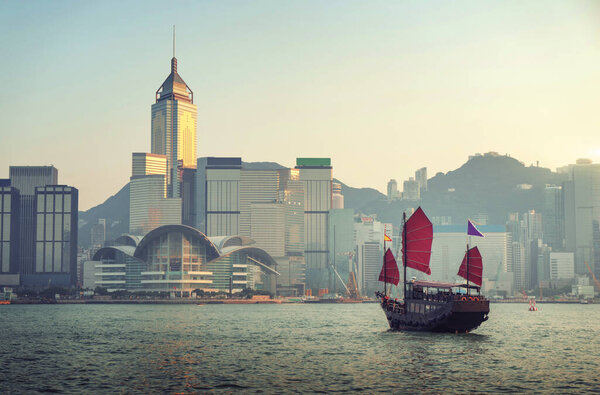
<box><xmin>333</xmin><ymin>226</ymin><xmax>337</xmax><ymax>295</ymax></box>
<box><xmin>403</xmin><ymin>212</ymin><xmax>407</xmax><ymax>301</ymax></box>
<box><xmin>383</xmin><ymin>236</ymin><xmax>387</xmax><ymax>297</ymax></box>
<box><xmin>466</xmin><ymin>242</ymin><xmax>470</xmax><ymax>296</ymax></box>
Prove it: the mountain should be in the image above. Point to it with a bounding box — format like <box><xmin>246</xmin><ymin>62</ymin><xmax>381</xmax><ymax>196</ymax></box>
<box><xmin>78</xmin><ymin>183</ymin><xmax>130</xmax><ymax>247</ymax></box>
<box><xmin>349</xmin><ymin>153</ymin><xmax>568</xmax><ymax>227</ymax></box>
<box><xmin>421</xmin><ymin>153</ymin><xmax>566</xmax><ymax>224</ymax></box>
<box><xmin>333</xmin><ymin>178</ymin><xmax>385</xmax><ymax>212</ymax></box>
<box><xmin>241</xmin><ymin>161</ymin><xmax>287</xmax><ymax>170</ymax></box>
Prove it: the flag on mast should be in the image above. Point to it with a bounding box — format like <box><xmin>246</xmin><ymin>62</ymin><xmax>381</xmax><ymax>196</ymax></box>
<box><xmin>384</xmin><ymin>234</ymin><xmax>392</xmax><ymax>242</ymax></box>
<box><xmin>467</xmin><ymin>220</ymin><xmax>484</xmax><ymax>237</ymax></box>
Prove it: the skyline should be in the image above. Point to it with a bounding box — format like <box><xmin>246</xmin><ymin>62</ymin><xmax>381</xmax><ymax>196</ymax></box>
<box><xmin>1</xmin><ymin>1</ymin><xmax>600</xmax><ymax>210</ymax></box>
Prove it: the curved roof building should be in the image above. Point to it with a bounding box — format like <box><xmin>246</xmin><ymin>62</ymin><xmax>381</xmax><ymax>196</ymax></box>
<box><xmin>92</xmin><ymin>225</ymin><xmax>278</xmax><ymax>295</ymax></box>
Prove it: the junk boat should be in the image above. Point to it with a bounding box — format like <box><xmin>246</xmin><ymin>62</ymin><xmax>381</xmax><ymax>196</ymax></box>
<box><xmin>376</xmin><ymin>208</ymin><xmax>489</xmax><ymax>333</ymax></box>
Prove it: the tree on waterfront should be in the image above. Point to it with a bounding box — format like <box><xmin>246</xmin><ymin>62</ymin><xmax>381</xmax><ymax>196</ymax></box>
<box><xmin>38</xmin><ymin>286</ymin><xmax>69</xmax><ymax>299</ymax></box>
<box><xmin>94</xmin><ymin>286</ymin><xmax>109</xmax><ymax>296</ymax></box>
<box><xmin>235</xmin><ymin>288</ymin><xmax>272</xmax><ymax>299</ymax></box>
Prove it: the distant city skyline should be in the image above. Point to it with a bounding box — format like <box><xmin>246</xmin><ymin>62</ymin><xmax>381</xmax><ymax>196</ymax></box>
<box><xmin>1</xmin><ymin>0</ymin><xmax>600</xmax><ymax>210</ymax></box>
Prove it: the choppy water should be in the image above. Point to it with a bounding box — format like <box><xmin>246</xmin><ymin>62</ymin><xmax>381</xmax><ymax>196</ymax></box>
<box><xmin>1</xmin><ymin>303</ymin><xmax>599</xmax><ymax>393</ymax></box>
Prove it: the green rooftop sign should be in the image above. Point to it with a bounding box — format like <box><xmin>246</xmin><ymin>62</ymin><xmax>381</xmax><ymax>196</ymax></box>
<box><xmin>296</xmin><ymin>158</ymin><xmax>331</xmax><ymax>167</ymax></box>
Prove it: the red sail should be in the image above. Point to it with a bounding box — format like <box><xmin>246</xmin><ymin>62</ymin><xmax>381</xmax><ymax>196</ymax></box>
<box><xmin>457</xmin><ymin>246</ymin><xmax>483</xmax><ymax>286</ymax></box>
<box><xmin>402</xmin><ymin>207</ymin><xmax>433</xmax><ymax>275</ymax></box>
<box><xmin>378</xmin><ymin>248</ymin><xmax>400</xmax><ymax>286</ymax></box>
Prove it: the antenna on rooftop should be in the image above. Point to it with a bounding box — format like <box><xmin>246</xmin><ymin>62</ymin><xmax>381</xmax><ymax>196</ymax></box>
<box><xmin>173</xmin><ymin>25</ymin><xmax>176</xmax><ymax>58</ymax></box>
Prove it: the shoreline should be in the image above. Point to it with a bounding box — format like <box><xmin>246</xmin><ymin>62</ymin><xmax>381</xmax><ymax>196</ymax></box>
<box><xmin>10</xmin><ymin>298</ymin><xmax>285</xmax><ymax>305</ymax></box>
<box><xmin>5</xmin><ymin>298</ymin><xmax>595</xmax><ymax>305</ymax></box>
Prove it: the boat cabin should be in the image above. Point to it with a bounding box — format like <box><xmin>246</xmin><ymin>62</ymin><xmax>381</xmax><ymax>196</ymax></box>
<box><xmin>407</xmin><ymin>280</ymin><xmax>482</xmax><ymax>302</ymax></box>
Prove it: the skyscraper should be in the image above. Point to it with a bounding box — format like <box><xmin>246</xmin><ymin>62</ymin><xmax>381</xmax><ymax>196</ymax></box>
<box><xmin>0</xmin><ymin>181</ymin><xmax>19</xmax><ymax>286</ymax></box>
<box><xmin>387</xmin><ymin>179</ymin><xmax>399</xmax><ymax>202</ymax></box>
<box><xmin>129</xmin><ymin>153</ymin><xmax>181</xmax><ymax>235</ymax></box>
<box><xmin>295</xmin><ymin>158</ymin><xmax>332</xmax><ymax>292</ymax></box>
<box><xmin>204</xmin><ymin>157</ymin><xmax>242</xmax><ymax>236</ymax></box>
<box><xmin>562</xmin><ymin>159</ymin><xmax>600</xmax><ymax>283</ymax></box>
<box><xmin>151</xmin><ymin>35</ymin><xmax>197</xmax><ymax>199</ymax></box>
<box><xmin>328</xmin><ymin>208</ymin><xmax>355</xmax><ymax>292</ymax></box>
<box><xmin>415</xmin><ymin>167</ymin><xmax>428</xmax><ymax>195</ymax></box>
<box><xmin>542</xmin><ymin>185</ymin><xmax>564</xmax><ymax>250</ymax></box>
<box><xmin>354</xmin><ymin>216</ymin><xmax>391</xmax><ymax>295</ymax></box>
<box><xmin>2</xmin><ymin>166</ymin><xmax>78</xmax><ymax>288</ymax></box>
<box><xmin>403</xmin><ymin>177</ymin><xmax>420</xmax><ymax>200</ymax></box>
<box><xmin>34</xmin><ymin>185</ymin><xmax>78</xmax><ymax>286</ymax></box>
<box><xmin>9</xmin><ymin>166</ymin><xmax>58</xmax><ymax>283</ymax></box>
<box><xmin>331</xmin><ymin>182</ymin><xmax>344</xmax><ymax>209</ymax></box>
<box><xmin>9</xmin><ymin>166</ymin><xmax>58</xmax><ymax>196</ymax></box>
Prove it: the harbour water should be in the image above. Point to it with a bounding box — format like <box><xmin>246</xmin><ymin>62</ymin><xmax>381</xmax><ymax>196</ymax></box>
<box><xmin>2</xmin><ymin>303</ymin><xmax>599</xmax><ymax>393</ymax></box>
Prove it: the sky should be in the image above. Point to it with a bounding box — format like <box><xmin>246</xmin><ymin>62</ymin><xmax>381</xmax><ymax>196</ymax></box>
<box><xmin>1</xmin><ymin>0</ymin><xmax>600</xmax><ymax>210</ymax></box>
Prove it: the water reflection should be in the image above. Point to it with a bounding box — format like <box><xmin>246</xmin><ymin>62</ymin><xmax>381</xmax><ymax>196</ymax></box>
<box><xmin>1</xmin><ymin>304</ymin><xmax>599</xmax><ymax>393</ymax></box>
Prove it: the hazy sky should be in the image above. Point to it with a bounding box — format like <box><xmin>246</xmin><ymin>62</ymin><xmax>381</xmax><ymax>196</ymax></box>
<box><xmin>1</xmin><ymin>0</ymin><xmax>600</xmax><ymax>210</ymax></box>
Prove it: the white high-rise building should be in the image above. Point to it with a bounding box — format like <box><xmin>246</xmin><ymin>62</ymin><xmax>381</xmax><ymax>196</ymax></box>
<box><xmin>205</xmin><ymin>157</ymin><xmax>242</xmax><ymax>237</ymax></box>
<box><xmin>129</xmin><ymin>153</ymin><xmax>181</xmax><ymax>235</ymax></box>
<box><xmin>549</xmin><ymin>252</ymin><xmax>575</xmax><ymax>280</ymax></box>
<box><xmin>563</xmin><ymin>159</ymin><xmax>600</xmax><ymax>282</ymax></box>
<box><xmin>354</xmin><ymin>217</ymin><xmax>392</xmax><ymax>295</ymax></box>
<box><xmin>403</xmin><ymin>177</ymin><xmax>420</xmax><ymax>200</ymax></box>
<box><xmin>415</xmin><ymin>167</ymin><xmax>427</xmax><ymax>194</ymax></box>
<box><xmin>239</xmin><ymin>170</ymin><xmax>280</xmax><ymax>237</ymax></box>
<box><xmin>332</xmin><ymin>182</ymin><xmax>344</xmax><ymax>209</ymax></box>
<box><xmin>512</xmin><ymin>242</ymin><xmax>527</xmax><ymax>292</ymax></box>
<box><xmin>296</xmin><ymin>158</ymin><xmax>332</xmax><ymax>291</ymax></box>
<box><xmin>249</xmin><ymin>170</ymin><xmax>305</xmax><ymax>296</ymax></box>
<box><xmin>251</xmin><ymin>203</ymin><xmax>286</xmax><ymax>257</ymax></box>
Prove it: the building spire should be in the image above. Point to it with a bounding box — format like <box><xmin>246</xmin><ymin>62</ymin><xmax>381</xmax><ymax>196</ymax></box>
<box><xmin>156</xmin><ymin>24</ymin><xmax>192</xmax><ymax>104</ymax></box>
<box><xmin>171</xmin><ymin>25</ymin><xmax>177</xmax><ymax>73</ymax></box>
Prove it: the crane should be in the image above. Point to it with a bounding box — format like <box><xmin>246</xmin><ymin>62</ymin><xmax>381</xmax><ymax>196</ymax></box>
<box><xmin>337</xmin><ymin>251</ymin><xmax>360</xmax><ymax>300</ymax></box>
<box><xmin>584</xmin><ymin>261</ymin><xmax>600</xmax><ymax>290</ymax></box>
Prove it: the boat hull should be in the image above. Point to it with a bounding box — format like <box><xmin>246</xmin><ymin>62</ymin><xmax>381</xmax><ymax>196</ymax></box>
<box><xmin>381</xmin><ymin>299</ymin><xmax>489</xmax><ymax>333</ymax></box>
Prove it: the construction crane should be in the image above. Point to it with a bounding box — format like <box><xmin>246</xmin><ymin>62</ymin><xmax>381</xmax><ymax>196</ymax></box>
<box><xmin>346</xmin><ymin>271</ymin><xmax>360</xmax><ymax>299</ymax></box>
<box><xmin>584</xmin><ymin>261</ymin><xmax>600</xmax><ymax>290</ymax></box>
<box><xmin>337</xmin><ymin>251</ymin><xmax>360</xmax><ymax>299</ymax></box>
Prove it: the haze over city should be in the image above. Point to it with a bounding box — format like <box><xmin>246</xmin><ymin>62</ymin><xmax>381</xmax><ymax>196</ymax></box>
<box><xmin>3</xmin><ymin>2</ymin><xmax>600</xmax><ymax>394</ymax></box>
<box><xmin>2</xmin><ymin>0</ymin><xmax>600</xmax><ymax>209</ymax></box>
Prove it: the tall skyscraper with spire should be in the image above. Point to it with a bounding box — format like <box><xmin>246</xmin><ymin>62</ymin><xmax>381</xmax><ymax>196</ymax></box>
<box><xmin>151</xmin><ymin>27</ymin><xmax>197</xmax><ymax>198</ymax></box>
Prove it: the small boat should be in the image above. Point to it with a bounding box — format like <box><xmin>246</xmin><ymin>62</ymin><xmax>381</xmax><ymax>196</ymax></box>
<box><xmin>376</xmin><ymin>208</ymin><xmax>490</xmax><ymax>333</ymax></box>
<box><xmin>580</xmin><ymin>299</ymin><xmax>589</xmax><ymax>304</ymax></box>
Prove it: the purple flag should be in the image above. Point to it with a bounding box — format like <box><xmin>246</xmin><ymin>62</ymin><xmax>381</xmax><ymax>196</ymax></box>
<box><xmin>467</xmin><ymin>220</ymin><xmax>484</xmax><ymax>237</ymax></box>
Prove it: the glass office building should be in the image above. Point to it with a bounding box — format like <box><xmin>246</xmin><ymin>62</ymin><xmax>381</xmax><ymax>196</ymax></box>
<box><xmin>34</xmin><ymin>185</ymin><xmax>78</xmax><ymax>286</ymax></box>
<box><xmin>9</xmin><ymin>166</ymin><xmax>58</xmax><ymax>283</ymax></box>
<box><xmin>205</xmin><ymin>157</ymin><xmax>242</xmax><ymax>236</ymax></box>
<box><xmin>296</xmin><ymin>158</ymin><xmax>332</xmax><ymax>292</ymax></box>
<box><xmin>0</xmin><ymin>183</ymin><xmax>20</xmax><ymax>286</ymax></box>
